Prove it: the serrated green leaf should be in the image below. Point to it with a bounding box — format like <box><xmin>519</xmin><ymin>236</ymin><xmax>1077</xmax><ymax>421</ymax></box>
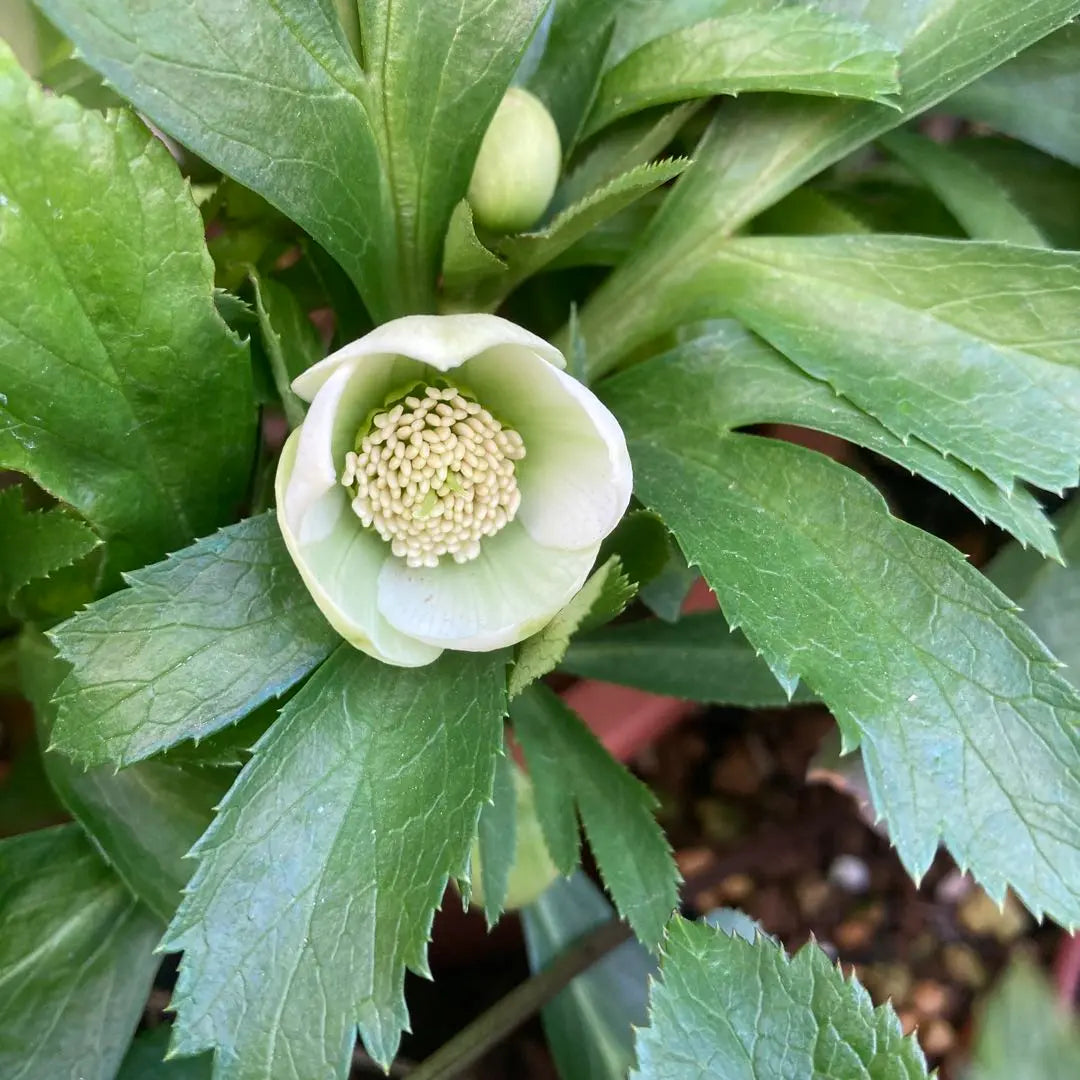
<box><xmin>0</xmin><ymin>44</ymin><xmax>254</xmax><ymax>570</ymax></box>
<box><xmin>986</xmin><ymin>499</ymin><xmax>1080</xmax><ymax>677</ymax></box>
<box><xmin>45</xmin><ymin>753</ymin><xmax>230</xmax><ymax>923</ymax></box>
<box><xmin>249</xmin><ymin>271</ymin><xmax>323</xmax><ymax>429</ymax></box>
<box><xmin>157</xmin><ymin>702</ymin><xmax>280</xmax><ymax>771</ymax></box>
<box><xmin>20</xmin><ymin>630</ymin><xmax>233</xmax><ymax>922</ymax></box>
<box><xmin>970</xmin><ymin>958</ymin><xmax>1080</xmax><ymax>1080</ymax></box>
<box><xmin>601</xmin><ymin>318</ymin><xmax>1060</xmax><ymax>557</ymax></box>
<box><xmin>947</xmin><ymin>23</ymin><xmax>1080</xmax><ymax>168</ymax></box>
<box><xmin>706</xmin><ymin>236</ymin><xmax>1080</xmax><ymax>494</ymax></box>
<box><xmin>522</xmin><ymin>871</ymin><xmax>655</xmax><ymax>1080</ymax></box>
<box><xmin>0</xmin><ymin>824</ymin><xmax>163</xmax><ymax>1080</ymax></box>
<box><xmin>619</xmin><ymin>425</ymin><xmax>1080</xmax><ymax>926</ymax></box>
<box><xmin>49</xmin><ymin>513</ymin><xmax>339</xmax><ymax>767</ymax></box>
<box><xmin>163</xmin><ymin>647</ymin><xmax>508</xmax><ymax>1075</ymax></box>
<box><xmin>475</xmin><ymin>748</ymin><xmax>517</xmax><ymax>927</ymax></box>
<box><xmin>527</xmin><ymin>0</ymin><xmax>617</xmax><ymax>150</ymax></box>
<box><xmin>584</xmin><ymin>9</ymin><xmax>900</xmax><ymax>140</ymax></box>
<box><xmin>881</xmin><ymin>130</ymin><xmax>1049</xmax><ymax>245</ymax></box>
<box><xmin>562</xmin><ymin>613</ymin><xmax>819</xmax><ymax>706</ymax></box>
<box><xmin>574</xmin><ymin>0</ymin><xmax>1080</xmax><ymax>377</ymax></box>
<box><xmin>441</xmin><ymin>199</ymin><xmax>507</xmax><ymax>298</ymax></box>
<box><xmin>465</xmin><ymin>158</ymin><xmax>690</xmax><ymax>309</ymax></box>
<box><xmin>0</xmin><ymin>486</ymin><xmax>100</xmax><ymax>603</ymax></box>
<box><xmin>554</xmin><ymin>102</ymin><xmax>702</xmax><ymax>213</ymax></box>
<box><xmin>118</xmin><ymin>1027</ymin><xmax>213</xmax><ymax>1080</ymax></box>
<box><xmin>213</xmin><ymin>288</ymin><xmax>257</xmax><ymax>330</ymax></box>
<box><xmin>511</xmin><ymin>685</ymin><xmax>679</xmax><ymax>948</ymax></box>
<box><xmin>633</xmin><ymin>916</ymin><xmax>929</xmax><ymax>1079</ymax></box>
<box><xmin>510</xmin><ymin>556</ymin><xmax>635</xmax><ymax>699</ymax></box>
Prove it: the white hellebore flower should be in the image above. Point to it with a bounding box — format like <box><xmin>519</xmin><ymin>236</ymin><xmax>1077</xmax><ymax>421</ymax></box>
<box><xmin>275</xmin><ymin>314</ymin><xmax>633</xmax><ymax>667</ymax></box>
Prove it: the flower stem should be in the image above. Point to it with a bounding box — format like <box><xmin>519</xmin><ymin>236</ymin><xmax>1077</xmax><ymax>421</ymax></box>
<box><xmin>408</xmin><ymin>917</ymin><xmax>632</xmax><ymax>1080</ymax></box>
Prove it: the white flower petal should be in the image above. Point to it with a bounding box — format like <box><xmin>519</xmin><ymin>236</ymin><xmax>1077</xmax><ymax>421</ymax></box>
<box><xmin>276</xmin><ymin>431</ymin><xmax>442</xmax><ymax>667</ymax></box>
<box><xmin>292</xmin><ymin>314</ymin><xmax>565</xmax><ymax>401</ymax></box>
<box><xmin>461</xmin><ymin>346</ymin><xmax>633</xmax><ymax>550</ymax></box>
<box><xmin>282</xmin><ymin>354</ymin><xmax>424</xmax><ymax>544</ymax></box>
<box><xmin>376</xmin><ymin>520</ymin><xmax>597</xmax><ymax>651</ymax></box>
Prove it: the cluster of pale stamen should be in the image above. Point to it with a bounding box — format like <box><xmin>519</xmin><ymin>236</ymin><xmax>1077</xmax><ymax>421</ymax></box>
<box><xmin>341</xmin><ymin>384</ymin><xmax>526</xmax><ymax>568</ymax></box>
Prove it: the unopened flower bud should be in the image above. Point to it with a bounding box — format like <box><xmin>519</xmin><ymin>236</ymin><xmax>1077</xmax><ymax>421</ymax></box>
<box><xmin>468</xmin><ymin>88</ymin><xmax>561</xmax><ymax>234</ymax></box>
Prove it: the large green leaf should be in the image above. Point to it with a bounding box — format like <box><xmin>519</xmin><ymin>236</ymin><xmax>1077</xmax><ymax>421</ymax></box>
<box><xmin>511</xmin><ymin>685</ymin><xmax>679</xmax><ymax>948</ymax></box>
<box><xmin>562</xmin><ymin>613</ymin><xmax>818</xmax><ymax>706</ymax></box>
<box><xmin>0</xmin><ymin>486</ymin><xmax>100</xmax><ymax>604</ymax></box>
<box><xmin>881</xmin><ymin>130</ymin><xmax>1049</xmax><ymax>245</ymax></box>
<box><xmin>34</xmin><ymin>0</ymin><xmax>397</xmax><ymax>316</ymax></box>
<box><xmin>602</xmin><ymin>320</ymin><xmax>1059</xmax><ymax>556</ymax></box>
<box><xmin>46</xmin><ymin>752</ymin><xmax>229</xmax><ymax>922</ymax></box>
<box><xmin>573</xmin><ymin>0</ymin><xmax>1080</xmax><ymax>376</ymax></box>
<box><xmin>633</xmin><ymin>916</ymin><xmax>928</xmax><ymax>1079</ymax></box>
<box><xmin>163</xmin><ymin>647</ymin><xmax>508</xmax><ymax>1075</ymax></box>
<box><xmin>356</xmin><ymin>0</ymin><xmax>546</xmax><ymax>308</ymax></box>
<box><xmin>522</xmin><ymin>872</ymin><xmax>655</xmax><ymax>1080</ymax></box>
<box><xmin>0</xmin><ymin>825</ymin><xmax>163</xmax><ymax>1080</ymax></box>
<box><xmin>527</xmin><ymin>0</ymin><xmax>617</xmax><ymax>149</ymax></box>
<box><xmin>704</xmin><ymin>237</ymin><xmax>1080</xmax><ymax>494</ymax></box>
<box><xmin>48</xmin><ymin>513</ymin><xmax>339</xmax><ymax>767</ymax></box>
<box><xmin>617</xmin><ymin>420</ymin><xmax>1080</xmax><ymax>926</ymax></box>
<box><xmin>986</xmin><ymin>500</ymin><xmax>1080</xmax><ymax>677</ymax></box>
<box><xmin>0</xmin><ymin>44</ymin><xmax>253</xmax><ymax>569</ymax></box>
<box><xmin>584</xmin><ymin>8</ymin><xmax>900</xmax><ymax>139</ymax></box>
<box><xmin>21</xmin><ymin>631</ymin><xmax>232</xmax><ymax>922</ymax></box>
<box><xmin>946</xmin><ymin>23</ymin><xmax>1080</xmax><ymax>168</ymax></box>
<box><xmin>970</xmin><ymin>958</ymin><xmax>1080</xmax><ymax>1080</ymax></box>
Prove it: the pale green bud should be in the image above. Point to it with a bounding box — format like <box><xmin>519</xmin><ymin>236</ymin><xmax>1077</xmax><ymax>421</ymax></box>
<box><xmin>468</xmin><ymin>88</ymin><xmax>561</xmax><ymax>234</ymax></box>
<box><xmin>470</xmin><ymin>764</ymin><xmax>560</xmax><ymax>911</ymax></box>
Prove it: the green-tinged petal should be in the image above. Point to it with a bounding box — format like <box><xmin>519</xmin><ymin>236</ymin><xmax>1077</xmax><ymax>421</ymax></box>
<box><xmin>293</xmin><ymin>314</ymin><xmax>565</xmax><ymax>400</ymax></box>
<box><xmin>377</xmin><ymin>519</ymin><xmax>596</xmax><ymax>650</ymax></box>
<box><xmin>280</xmin><ymin>356</ymin><xmax>420</xmax><ymax>545</ymax></box>
<box><xmin>276</xmin><ymin>432</ymin><xmax>441</xmax><ymax>667</ymax></box>
<box><xmin>462</xmin><ymin>347</ymin><xmax>633</xmax><ymax>550</ymax></box>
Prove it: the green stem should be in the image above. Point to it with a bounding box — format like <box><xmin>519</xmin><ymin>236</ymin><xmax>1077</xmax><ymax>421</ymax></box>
<box><xmin>408</xmin><ymin>917</ymin><xmax>632</xmax><ymax>1080</ymax></box>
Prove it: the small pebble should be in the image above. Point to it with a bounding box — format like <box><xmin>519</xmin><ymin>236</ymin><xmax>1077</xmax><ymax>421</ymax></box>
<box><xmin>942</xmin><ymin>942</ymin><xmax>988</xmax><ymax>989</ymax></box>
<box><xmin>828</xmin><ymin>853</ymin><xmax>871</xmax><ymax>894</ymax></box>
<box><xmin>919</xmin><ymin>1017</ymin><xmax>956</xmax><ymax>1057</ymax></box>
<box><xmin>911</xmin><ymin>978</ymin><xmax>951</xmax><ymax>1019</ymax></box>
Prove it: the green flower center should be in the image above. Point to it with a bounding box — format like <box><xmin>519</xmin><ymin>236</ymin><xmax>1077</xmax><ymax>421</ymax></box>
<box><xmin>342</xmin><ymin>384</ymin><xmax>526</xmax><ymax>568</ymax></box>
